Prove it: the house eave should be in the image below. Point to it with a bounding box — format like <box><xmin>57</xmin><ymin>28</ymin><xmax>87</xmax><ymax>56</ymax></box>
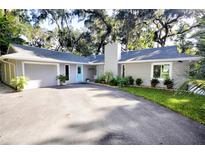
<box><xmin>0</xmin><ymin>56</ymin><xmax>89</xmax><ymax>65</ymax></box>
<box><xmin>118</xmin><ymin>57</ymin><xmax>203</xmax><ymax>64</ymax></box>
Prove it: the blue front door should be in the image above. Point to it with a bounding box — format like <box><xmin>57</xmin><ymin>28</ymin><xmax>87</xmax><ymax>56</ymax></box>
<box><xmin>76</xmin><ymin>65</ymin><xmax>83</xmax><ymax>82</ymax></box>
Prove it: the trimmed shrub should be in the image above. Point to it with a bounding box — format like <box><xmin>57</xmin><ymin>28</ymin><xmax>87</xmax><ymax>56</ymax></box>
<box><xmin>164</xmin><ymin>78</ymin><xmax>174</xmax><ymax>89</ymax></box>
<box><xmin>127</xmin><ymin>76</ymin><xmax>134</xmax><ymax>85</ymax></box>
<box><xmin>95</xmin><ymin>78</ymin><xmax>100</xmax><ymax>83</ymax></box>
<box><xmin>136</xmin><ymin>78</ymin><xmax>143</xmax><ymax>86</ymax></box>
<box><xmin>109</xmin><ymin>78</ymin><xmax>118</xmax><ymax>86</ymax></box>
<box><xmin>151</xmin><ymin>78</ymin><xmax>160</xmax><ymax>87</ymax></box>
<box><xmin>117</xmin><ymin>77</ymin><xmax>129</xmax><ymax>87</ymax></box>
<box><xmin>11</xmin><ymin>76</ymin><xmax>28</xmax><ymax>91</ymax></box>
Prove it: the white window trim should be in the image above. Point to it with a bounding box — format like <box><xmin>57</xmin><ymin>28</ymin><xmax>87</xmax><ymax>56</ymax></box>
<box><xmin>76</xmin><ymin>65</ymin><xmax>84</xmax><ymax>82</ymax></box>
<box><xmin>151</xmin><ymin>62</ymin><xmax>173</xmax><ymax>80</ymax></box>
<box><xmin>22</xmin><ymin>61</ymin><xmax>60</xmax><ymax>85</ymax></box>
<box><xmin>64</xmin><ymin>64</ymin><xmax>70</xmax><ymax>81</ymax></box>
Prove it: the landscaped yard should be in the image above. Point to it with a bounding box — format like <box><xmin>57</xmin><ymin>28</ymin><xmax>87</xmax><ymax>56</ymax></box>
<box><xmin>120</xmin><ymin>87</ymin><xmax>205</xmax><ymax>125</ymax></box>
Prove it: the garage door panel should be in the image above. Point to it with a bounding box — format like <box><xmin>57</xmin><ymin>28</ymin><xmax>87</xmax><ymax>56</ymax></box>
<box><xmin>24</xmin><ymin>63</ymin><xmax>57</xmax><ymax>89</ymax></box>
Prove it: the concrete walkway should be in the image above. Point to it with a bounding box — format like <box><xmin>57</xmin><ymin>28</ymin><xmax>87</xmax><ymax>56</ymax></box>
<box><xmin>0</xmin><ymin>84</ymin><xmax>205</xmax><ymax>144</ymax></box>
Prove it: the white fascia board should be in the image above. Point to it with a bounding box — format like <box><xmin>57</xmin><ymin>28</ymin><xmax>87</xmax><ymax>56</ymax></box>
<box><xmin>88</xmin><ymin>62</ymin><xmax>104</xmax><ymax>65</ymax></box>
<box><xmin>1</xmin><ymin>56</ymin><xmax>88</xmax><ymax>65</ymax></box>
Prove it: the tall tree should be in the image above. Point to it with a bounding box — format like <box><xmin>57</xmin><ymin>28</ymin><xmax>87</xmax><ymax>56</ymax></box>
<box><xmin>152</xmin><ymin>9</ymin><xmax>205</xmax><ymax>47</ymax></box>
<box><xmin>73</xmin><ymin>9</ymin><xmax>113</xmax><ymax>54</ymax></box>
<box><xmin>0</xmin><ymin>9</ymin><xmax>26</xmax><ymax>54</ymax></box>
<box><xmin>193</xmin><ymin>16</ymin><xmax>205</xmax><ymax>79</ymax></box>
<box><xmin>114</xmin><ymin>9</ymin><xmax>156</xmax><ymax>50</ymax></box>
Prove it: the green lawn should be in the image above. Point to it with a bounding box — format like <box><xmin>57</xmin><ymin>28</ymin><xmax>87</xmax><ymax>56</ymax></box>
<box><xmin>120</xmin><ymin>87</ymin><xmax>205</xmax><ymax>125</ymax></box>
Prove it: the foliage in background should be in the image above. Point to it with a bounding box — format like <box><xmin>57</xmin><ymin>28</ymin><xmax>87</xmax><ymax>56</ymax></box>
<box><xmin>191</xmin><ymin>16</ymin><xmax>205</xmax><ymax>79</ymax></box>
<box><xmin>1</xmin><ymin>9</ymin><xmax>205</xmax><ymax>81</ymax></box>
<box><xmin>0</xmin><ymin>10</ymin><xmax>26</xmax><ymax>54</ymax></box>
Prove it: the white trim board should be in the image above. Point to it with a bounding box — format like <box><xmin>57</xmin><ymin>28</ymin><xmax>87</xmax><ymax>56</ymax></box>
<box><xmin>1</xmin><ymin>56</ymin><xmax>88</xmax><ymax>65</ymax></box>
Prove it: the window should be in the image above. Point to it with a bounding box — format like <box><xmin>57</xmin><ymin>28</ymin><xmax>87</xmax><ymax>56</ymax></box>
<box><xmin>77</xmin><ymin>66</ymin><xmax>81</xmax><ymax>74</ymax></box>
<box><xmin>152</xmin><ymin>63</ymin><xmax>171</xmax><ymax>79</ymax></box>
<box><xmin>65</xmin><ymin>65</ymin><xmax>69</xmax><ymax>80</ymax></box>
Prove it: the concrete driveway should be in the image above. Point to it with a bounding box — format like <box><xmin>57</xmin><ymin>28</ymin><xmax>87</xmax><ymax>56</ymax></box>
<box><xmin>0</xmin><ymin>82</ymin><xmax>14</xmax><ymax>95</ymax></box>
<box><xmin>0</xmin><ymin>83</ymin><xmax>205</xmax><ymax>145</ymax></box>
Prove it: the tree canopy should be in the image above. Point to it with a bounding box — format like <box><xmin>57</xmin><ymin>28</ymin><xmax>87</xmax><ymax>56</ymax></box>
<box><xmin>0</xmin><ymin>9</ymin><xmax>205</xmax><ymax>58</ymax></box>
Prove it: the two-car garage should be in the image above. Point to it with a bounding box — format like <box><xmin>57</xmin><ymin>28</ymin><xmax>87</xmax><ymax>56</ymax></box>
<box><xmin>23</xmin><ymin>62</ymin><xmax>59</xmax><ymax>89</ymax></box>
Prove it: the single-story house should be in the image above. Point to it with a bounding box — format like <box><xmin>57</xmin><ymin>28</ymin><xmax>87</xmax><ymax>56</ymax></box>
<box><xmin>0</xmin><ymin>43</ymin><xmax>202</xmax><ymax>89</ymax></box>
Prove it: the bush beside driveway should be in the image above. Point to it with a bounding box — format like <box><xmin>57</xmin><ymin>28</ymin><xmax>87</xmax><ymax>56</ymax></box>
<box><xmin>0</xmin><ymin>84</ymin><xmax>205</xmax><ymax>144</ymax></box>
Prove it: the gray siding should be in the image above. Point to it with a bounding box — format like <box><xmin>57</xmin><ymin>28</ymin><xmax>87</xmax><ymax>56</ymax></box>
<box><xmin>83</xmin><ymin>65</ymin><xmax>96</xmax><ymax>81</ymax></box>
<box><xmin>124</xmin><ymin>61</ymin><xmax>189</xmax><ymax>88</ymax></box>
<box><xmin>172</xmin><ymin>61</ymin><xmax>189</xmax><ymax>88</ymax></box>
<box><xmin>125</xmin><ymin>62</ymin><xmax>152</xmax><ymax>86</ymax></box>
<box><xmin>16</xmin><ymin>60</ymin><xmax>23</xmax><ymax>76</ymax></box>
<box><xmin>3</xmin><ymin>59</ymin><xmax>189</xmax><ymax>88</ymax></box>
<box><xmin>96</xmin><ymin>64</ymin><xmax>104</xmax><ymax>77</ymax></box>
<box><xmin>60</xmin><ymin>63</ymin><xmax>77</xmax><ymax>83</ymax></box>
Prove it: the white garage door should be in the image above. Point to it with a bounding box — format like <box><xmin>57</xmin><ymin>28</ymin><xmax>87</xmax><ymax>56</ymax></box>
<box><xmin>24</xmin><ymin>63</ymin><xmax>58</xmax><ymax>89</ymax></box>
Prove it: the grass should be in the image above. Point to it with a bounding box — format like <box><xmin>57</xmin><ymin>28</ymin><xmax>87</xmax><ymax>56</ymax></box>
<box><xmin>120</xmin><ymin>87</ymin><xmax>205</xmax><ymax>125</ymax></box>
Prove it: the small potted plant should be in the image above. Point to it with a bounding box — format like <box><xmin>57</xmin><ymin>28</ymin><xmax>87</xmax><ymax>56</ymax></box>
<box><xmin>56</xmin><ymin>75</ymin><xmax>67</xmax><ymax>86</ymax></box>
<box><xmin>136</xmin><ymin>78</ymin><xmax>143</xmax><ymax>86</ymax></box>
<box><xmin>164</xmin><ymin>78</ymin><xmax>174</xmax><ymax>89</ymax></box>
<box><xmin>151</xmin><ymin>78</ymin><xmax>159</xmax><ymax>87</ymax></box>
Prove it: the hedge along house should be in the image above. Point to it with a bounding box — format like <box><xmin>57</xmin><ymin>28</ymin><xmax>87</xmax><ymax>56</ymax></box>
<box><xmin>0</xmin><ymin>43</ymin><xmax>202</xmax><ymax>90</ymax></box>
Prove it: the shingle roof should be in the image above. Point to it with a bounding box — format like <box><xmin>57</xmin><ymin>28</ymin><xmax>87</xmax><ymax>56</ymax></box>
<box><xmin>3</xmin><ymin>44</ymin><xmax>89</xmax><ymax>63</ymax></box>
<box><xmin>88</xmin><ymin>46</ymin><xmax>200</xmax><ymax>63</ymax></box>
<box><xmin>1</xmin><ymin>44</ymin><xmax>201</xmax><ymax>64</ymax></box>
<box><xmin>120</xmin><ymin>46</ymin><xmax>198</xmax><ymax>62</ymax></box>
<box><xmin>87</xmin><ymin>54</ymin><xmax>104</xmax><ymax>63</ymax></box>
